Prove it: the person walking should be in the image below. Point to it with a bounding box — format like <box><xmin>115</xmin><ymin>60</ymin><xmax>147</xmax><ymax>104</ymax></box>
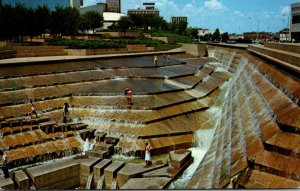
<box><xmin>145</xmin><ymin>142</ymin><xmax>152</xmax><ymax>166</ymax></box>
<box><xmin>63</xmin><ymin>102</ymin><xmax>69</xmax><ymax>123</ymax></box>
<box><xmin>29</xmin><ymin>99</ymin><xmax>38</xmax><ymax>119</ymax></box>
<box><xmin>1</xmin><ymin>151</ymin><xmax>9</xmax><ymax>179</ymax></box>
<box><xmin>153</xmin><ymin>54</ymin><xmax>158</xmax><ymax>66</ymax></box>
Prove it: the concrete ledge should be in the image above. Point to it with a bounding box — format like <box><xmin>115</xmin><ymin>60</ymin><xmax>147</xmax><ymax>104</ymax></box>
<box><xmin>0</xmin><ymin>50</ymin><xmax>185</xmax><ymax>66</ymax></box>
<box><xmin>248</xmin><ymin>47</ymin><xmax>300</xmax><ymax>74</ymax></box>
<box><xmin>117</xmin><ymin>163</ymin><xmax>167</xmax><ymax>188</ymax></box>
<box><xmin>120</xmin><ymin>177</ymin><xmax>172</xmax><ymax>189</ymax></box>
<box><xmin>264</xmin><ymin>42</ymin><xmax>300</xmax><ymax>54</ymax></box>
<box><xmin>104</xmin><ymin>161</ymin><xmax>125</xmax><ymax>189</ymax></box>
<box><xmin>0</xmin><ymin>177</ymin><xmax>14</xmax><ymax>189</ymax></box>
<box><xmin>93</xmin><ymin>159</ymin><xmax>112</xmax><ymax>188</ymax></box>
<box><xmin>14</xmin><ymin>170</ymin><xmax>30</xmax><ymax>190</ymax></box>
<box><xmin>0</xmin><ymin>50</ymin><xmax>16</xmax><ymax>60</ymax></box>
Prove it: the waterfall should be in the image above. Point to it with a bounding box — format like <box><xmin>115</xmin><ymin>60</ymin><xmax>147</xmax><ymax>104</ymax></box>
<box><xmin>96</xmin><ymin>175</ymin><xmax>105</xmax><ymax>189</ymax></box>
<box><xmin>81</xmin><ymin>138</ymin><xmax>95</xmax><ymax>154</ymax></box>
<box><xmin>225</xmin><ymin>51</ymin><xmax>236</xmax><ymax>70</ymax></box>
<box><xmin>111</xmin><ymin>179</ymin><xmax>118</xmax><ymax>189</ymax></box>
<box><xmin>172</xmin><ymin>79</ymin><xmax>231</xmax><ymax>189</ymax></box>
<box><xmin>86</xmin><ymin>173</ymin><xmax>94</xmax><ymax>190</ymax></box>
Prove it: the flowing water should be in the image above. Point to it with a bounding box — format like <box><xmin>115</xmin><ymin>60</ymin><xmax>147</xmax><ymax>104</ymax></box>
<box><xmin>96</xmin><ymin>175</ymin><xmax>105</xmax><ymax>189</ymax></box>
<box><xmin>111</xmin><ymin>179</ymin><xmax>118</xmax><ymax>189</ymax></box>
<box><xmin>172</xmin><ymin>58</ymin><xmax>233</xmax><ymax>189</ymax></box>
<box><xmin>86</xmin><ymin>173</ymin><xmax>94</xmax><ymax>190</ymax></box>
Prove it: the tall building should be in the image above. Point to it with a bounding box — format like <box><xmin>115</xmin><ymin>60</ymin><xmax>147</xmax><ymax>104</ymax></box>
<box><xmin>290</xmin><ymin>2</ymin><xmax>300</xmax><ymax>42</ymax></box>
<box><xmin>106</xmin><ymin>0</ymin><xmax>120</xmax><ymax>13</ymax></box>
<box><xmin>128</xmin><ymin>2</ymin><xmax>159</xmax><ymax>15</ymax></box>
<box><xmin>171</xmin><ymin>16</ymin><xmax>188</xmax><ymax>24</ymax></box>
<box><xmin>1</xmin><ymin>0</ymin><xmax>81</xmax><ymax>10</ymax></box>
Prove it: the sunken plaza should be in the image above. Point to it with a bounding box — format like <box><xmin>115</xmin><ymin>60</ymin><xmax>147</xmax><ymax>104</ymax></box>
<box><xmin>0</xmin><ymin>42</ymin><xmax>299</xmax><ymax>189</ymax></box>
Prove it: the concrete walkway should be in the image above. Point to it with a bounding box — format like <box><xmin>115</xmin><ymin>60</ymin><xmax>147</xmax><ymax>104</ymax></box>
<box><xmin>0</xmin><ymin>50</ymin><xmax>185</xmax><ymax>66</ymax></box>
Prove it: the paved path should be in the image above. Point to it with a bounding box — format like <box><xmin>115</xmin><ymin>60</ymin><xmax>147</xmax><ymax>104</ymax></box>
<box><xmin>0</xmin><ymin>50</ymin><xmax>185</xmax><ymax>65</ymax></box>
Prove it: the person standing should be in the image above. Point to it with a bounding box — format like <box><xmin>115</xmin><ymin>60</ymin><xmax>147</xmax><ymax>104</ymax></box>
<box><xmin>63</xmin><ymin>102</ymin><xmax>69</xmax><ymax>123</ymax></box>
<box><xmin>1</xmin><ymin>152</ymin><xmax>9</xmax><ymax>179</ymax></box>
<box><xmin>153</xmin><ymin>54</ymin><xmax>158</xmax><ymax>66</ymax></box>
<box><xmin>145</xmin><ymin>142</ymin><xmax>152</xmax><ymax>166</ymax></box>
<box><xmin>125</xmin><ymin>88</ymin><xmax>132</xmax><ymax>107</ymax></box>
<box><xmin>29</xmin><ymin>99</ymin><xmax>38</xmax><ymax>119</ymax></box>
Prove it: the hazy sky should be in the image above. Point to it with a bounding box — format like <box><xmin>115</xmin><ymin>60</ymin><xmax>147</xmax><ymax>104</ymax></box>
<box><xmin>85</xmin><ymin>0</ymin><xmax>299</xmax><ymax>33</ymax></box>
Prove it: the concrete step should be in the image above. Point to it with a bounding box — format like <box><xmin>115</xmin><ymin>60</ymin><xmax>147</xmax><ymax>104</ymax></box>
<box><xmin>238</xmin><ymin>169</ymin><xmax>300</xmax><ymax>188</ymax></box>
<box><xmin>248</xmin><ymin>45</ymin><xmax>300</xmax><ymax>74</ymax></box>
<box><xmin>253</xmin><ymin>150</ymin><xmax>300</xmax><ymax>181</ymax></box>
<box><xmin>264</xmin><ymin>42</ymin><xmax>300</xmax><ymax>55</ymax></box>
<box><xmin>265</xmin><ymin>131</ymin><xmax>300</xmax><ymax>158</ymax></box>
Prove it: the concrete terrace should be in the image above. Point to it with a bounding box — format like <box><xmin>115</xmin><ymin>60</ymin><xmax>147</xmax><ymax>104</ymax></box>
<box><xmin>0</xmin><ymin>44</ymin><xmax>299</xmax><ymax>189</ymax></box>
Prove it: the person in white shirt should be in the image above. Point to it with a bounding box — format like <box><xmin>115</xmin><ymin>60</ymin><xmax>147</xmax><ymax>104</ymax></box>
<box><xmin>1</xmin><ymin>152</ymin><xmax>9</xmax><ymax>179</ymax></box>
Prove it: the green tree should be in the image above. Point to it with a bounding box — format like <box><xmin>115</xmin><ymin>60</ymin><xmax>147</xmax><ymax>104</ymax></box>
<box><xmin>0</xmin><ymin>5</ymin><xmax>15</xmax><ymax>40</ymax></box>
<box><xmin>212</xmin><ymin>28</ymin><xmax>221</xmax><ymax>42</ymax></box>
<box><xmin>187</xmin><ymin>28</ymin><xmax>199</xmax><ymax>40</ymax></box>
<box><xmin>51</xmin><ymin>6</ymin><xmax>80</xmax><ymax>36</ymax></box>
<box><xmin>117</xmin><ymin>16</ymin><xmax>133</xmax><ymax>37</ymax></box>
<box><xmin>221</xmin><ymin>32</ymin><xmax>229</xmax><ymax>42</ymax></box>
<box><xmin>200</xmin><ymin>33</ymin><xmax>212</xmax><ymax>41</ymax></box>
<box><xmin>178</xmin><ymin>21</ymin><xmax>188</xmax><ymax>35</ymax></box>
<box><xmin>81</xmin><ymin>11</ymin><xmax>103</xmax><ymax>34</ymax></box>
<box><xmin>35</xmin><ymin>5</ymin><xmax>51</xmax><ymax>37</ymax></box>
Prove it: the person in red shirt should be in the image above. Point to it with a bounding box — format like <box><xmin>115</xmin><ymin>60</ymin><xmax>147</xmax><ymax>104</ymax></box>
<box><xmin>125</xmin><ymin>88</ymin><xmax>133</xmax><ymax>106</ymax></box>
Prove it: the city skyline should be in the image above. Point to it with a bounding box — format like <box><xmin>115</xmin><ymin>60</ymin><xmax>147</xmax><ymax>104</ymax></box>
<box><xmin>85</xmin><ymin>0</ymin><xmax>298</xmax><ymax>33</ymax></box>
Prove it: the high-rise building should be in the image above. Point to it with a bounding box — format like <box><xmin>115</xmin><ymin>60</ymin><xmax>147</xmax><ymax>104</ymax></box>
<box><xmin>171</xmin><ymin>16</ymin><xmax>188</xmax><ymax>24</ymax></box>
<box><xmin>128</xmin><ymin>2</ymin><xmax>159</xmax><ymax>15</ymax></box>
<box><xmin>106</xmin><ymin>0</ymin><xmax>120</xmax><ymax>13</ymax></box>
<box><xmin>1</xmin><ymin>0</ymin><xmax>81</xmax><ymax>10</ymax></box>
<box><xmin>290</xmin><ymin>2</ymin><xmax>300</xmax><ymax>42</ymax></box>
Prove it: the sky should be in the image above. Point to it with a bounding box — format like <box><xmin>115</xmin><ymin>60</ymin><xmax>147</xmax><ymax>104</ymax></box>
<box><xmin>85</xmin><ymin>0</ymin><xmax>299</xmax><ymax>33</ymax></box>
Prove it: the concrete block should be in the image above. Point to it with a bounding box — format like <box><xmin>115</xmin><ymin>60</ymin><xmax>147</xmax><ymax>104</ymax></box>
<box><xmin>0</xmin><ymin>177</ymin><xmax>14</xmax><ymax>189</ymax></box>
<box><xmin>78</xmin><ymin>157</ymin><xmax>102</xmax><ymax>187</ymax></box>
<box><xmin>14</xmin><ymin>170</ymin><xmax>30</xmax><ymax>190</ymax></box>
<box><xmin>95</xmin><ymin>142</ymin><xmax>114</xmax><ymax>156</ymax></box>
<box><xmin>104</xmin><ymin>161</ymin><xmax>125</xmax><ymax>188</ymax></box>
<box><xmin>121</xmin><ymin>177</ymin><xmax>172</xmax><ymax>189</ymax></box>
<box><xmin>86</xmin><ymin>150</ymin><xmax>107</xmax><ymax>159</ymax></box>
<box><xmin>93</xmin><ymin>159</ymin><xmax>112</xmax><ymax>187</ymax></box>
<box><xmin>117</xmin><ymin>163</ymin><xmax>167</xmax><ymax>188</ymax></box>
<box><xmin>169</xmin><ymin>149</ymin><xmax>192</xmax><ymax>169</ymax></box>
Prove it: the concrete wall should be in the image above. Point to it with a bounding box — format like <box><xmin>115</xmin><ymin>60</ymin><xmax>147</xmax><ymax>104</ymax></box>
<box><xmin>6</xmin><ymin>45</ymin><xmax>67</xmax><ymax>57</ymax></box>
<box><xmin>96</xmin><ymin>32</ymin><xmax>142</xmax><ymax>38</ymax></box>
<box><xmin>180</xmin><ymin>43</ymin><xmax>207</xmax><ymax>57</ymax></box>
<box><xmin>264</xmin><ymin>42</ymin><xmax>300</xmax><ymax>54</ymax></box>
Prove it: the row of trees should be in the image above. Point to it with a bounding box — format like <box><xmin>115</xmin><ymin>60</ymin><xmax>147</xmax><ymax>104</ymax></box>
<box><xmin>198</xmin><ymin>28</ymin><xmax>230</xmax><ymax>42</ymax></box>
<box><xmin>0</xmin><ymin>4</ymin><xmax>103</xmax><ymax>40</ymax></box>
<box><xmin>112</xmin><ymin>14</ymin><xmax>188</xmax><ymax>35</ymax></box>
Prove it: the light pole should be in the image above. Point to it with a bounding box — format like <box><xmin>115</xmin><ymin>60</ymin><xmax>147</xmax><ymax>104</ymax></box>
<box><xmin>249</xmin><ymin>16</ymin><xmax>260</xmax><ymax>43</ymax></box>
<box><xmin>256</xmin><ymin>19</ymin><xmax>260</xmax><ymax>43</ymax></box>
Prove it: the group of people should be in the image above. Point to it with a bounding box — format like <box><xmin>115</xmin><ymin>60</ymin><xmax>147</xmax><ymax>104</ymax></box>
<box><xmin>0</xmin><ymin>87</ymin><xmax>150</xmax><ymax>179</ymax></box>
<box><xmin>29</xmin><ymin>100</ymin><xmax>70</xmax><ymax>124</ymax></box>
<box><xmin>153</xmin><ymin>53</ymin><xmax>170</xmax><ymax>66</ymax></box>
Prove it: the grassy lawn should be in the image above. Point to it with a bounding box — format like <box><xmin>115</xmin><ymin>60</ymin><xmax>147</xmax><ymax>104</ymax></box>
<box><xmin>46</xmin><ymin>38</ymin><xmax>176</xmax><ymax>49</ymax></box>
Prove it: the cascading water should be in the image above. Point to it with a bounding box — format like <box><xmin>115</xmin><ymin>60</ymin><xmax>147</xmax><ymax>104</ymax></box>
<box><xmin>172</xmin><ymin>76</ymin><xmax>232</xmax><ymax>189</ymax></box>
<box><xmin>81</xmin><ymin>138</ymin><xmax>96</xmax><ymax>154</ymax></box>
<box><xmin>96</xmin><ymin>175</ymin><xmax>105</xmax><ymax>189</ymax></box>
<box><xmin>111</xmin><ymin>179</ymin><xmax>118</xmax><ymax>189</ymax></box>
<box><xmin>171</xmin><ymin>47</ymin><xmax>240</xmax><ymax>188</ymax></box>
<box><xmin>86</xmin><ymin>173</ymin><xmax>94</xmax><ymax>190</ymax></box>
